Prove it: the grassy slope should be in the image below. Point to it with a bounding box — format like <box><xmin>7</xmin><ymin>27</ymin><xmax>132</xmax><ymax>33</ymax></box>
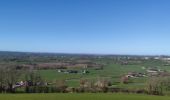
<box><xmin>0</xmin><ymin>93</ymin><xmax>168</xmax><ymax>100</ymax></box>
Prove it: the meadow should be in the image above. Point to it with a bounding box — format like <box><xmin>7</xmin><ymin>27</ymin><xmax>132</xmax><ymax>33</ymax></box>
<box><xmin>38</xmin><ymin>59</ymin><xmax>170</xmax><ymax>88</ymax></box>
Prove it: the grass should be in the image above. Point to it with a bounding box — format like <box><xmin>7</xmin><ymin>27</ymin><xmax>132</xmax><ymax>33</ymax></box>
<box><xmin>38</xmin><ymin>63</ymin><xmax>146</xmax><ymax>80</ymax></box>
<box><xmin>38</xmin><ymin>60</ymin><xmax>170</xmax><ymax>88</ymax></box>
<box><xmin>38</xmin><ymin>63</ymin><xmax>148</xmax><ymax>87</ymax></box>
<box><xmin>0</xmin><ymin>93</ymin><xmax>168</xmax><ymax>100</ymax></box>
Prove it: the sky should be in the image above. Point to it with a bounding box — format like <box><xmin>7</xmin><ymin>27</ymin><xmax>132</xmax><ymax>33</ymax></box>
<box><xmin>0</xmin><ymin>0</ymin><xmax>170</xmax><ymax>55</ymax></box>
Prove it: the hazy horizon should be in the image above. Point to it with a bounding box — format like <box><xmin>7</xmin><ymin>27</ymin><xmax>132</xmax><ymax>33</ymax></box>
<box><xmin>1</xmin><ymin>0</ymin><xmax>170</xmax><ymax>55</ymax></box>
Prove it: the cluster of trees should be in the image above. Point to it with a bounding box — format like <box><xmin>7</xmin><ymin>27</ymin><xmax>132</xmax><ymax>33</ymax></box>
<box><xmin>146</xmin><ymin>77</ymin><xmax>170</xmax><ymax>95</ymax></box>
<box><xmin>21</xmin><ymin>78</ymin><xmax>112</xmax><ymax>93</ymax></box>
<box><xmin>0</xmin><ymin>66</ymin><xmax>68</xmax><ymax>93</ymax></box>
<box><xmin>0</xmin><ymin>66</ymin><xmax>113</xmax><ymax>93</ymax></box>
<box><xmin>0</xmin><ymin>66</ymin><xmax>21</xmax><ymax>93</ymax></box>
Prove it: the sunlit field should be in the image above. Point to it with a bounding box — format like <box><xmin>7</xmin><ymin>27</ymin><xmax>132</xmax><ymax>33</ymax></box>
<box><xmin>0</xmin><ymin>93</ymin><xmax>168</xmax><ymax>100</ymax></box>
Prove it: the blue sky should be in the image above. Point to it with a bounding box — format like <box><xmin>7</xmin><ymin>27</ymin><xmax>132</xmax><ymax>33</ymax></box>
<box><xmin>0</xmin><ymin>0</ymin><xmax>170</xmax><ymax>55</ymax></box>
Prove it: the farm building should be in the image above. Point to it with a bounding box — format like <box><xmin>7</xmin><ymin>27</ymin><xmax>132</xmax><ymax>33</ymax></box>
<box><xmin>146</xmin><ymin>67</ymin><xmax>166</xmax><ymax>77</ymax></box>
<box><xmin>125</xmin><ymin>72</ymin><xmax>146</xmax><ymax>78</ymax></box>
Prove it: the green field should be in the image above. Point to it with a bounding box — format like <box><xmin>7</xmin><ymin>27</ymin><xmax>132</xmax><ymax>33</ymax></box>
<box><xmin>38</xmin><ymin>59</ymin><xmax>170</xmax><ymax>88</ymax></box>
<box><xmin>0</xmin><ymin>93</ymin><xmax>168</xmax><ymax>100</ymax></box>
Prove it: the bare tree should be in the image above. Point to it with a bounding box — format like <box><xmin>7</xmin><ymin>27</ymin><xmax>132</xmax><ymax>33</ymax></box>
<box><xmin>145</xmin><ymin>77</ymin><xmax>163</xmax><ymax>95</ymax></box>
<box><xmin>0</xmin><ymin>67</ymin><xmax>6</xmax><ymax>92</ymax></box>
<box><xmin>0</xmin><ymin>66</ymin><xmax>22</xmax><ymax>93</ymax></box>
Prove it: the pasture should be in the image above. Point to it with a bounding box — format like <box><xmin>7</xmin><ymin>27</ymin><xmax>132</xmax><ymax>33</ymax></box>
<box><xmin>38</xmin><ymin>59</ymin><xmax>170</xmax><ymax>88</ymax></box>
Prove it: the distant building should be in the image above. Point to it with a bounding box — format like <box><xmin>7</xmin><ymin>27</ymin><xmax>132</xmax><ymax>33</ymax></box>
<box><xmin>125</xmin><ymin>72</ymin><xmax>145</xmax><ymax>78</ymax></box>
<box><xmin>154</xmin><ymin>57</ymin><xmax>160</xmax><ymax>60</ymax></box>
<box><xmin>146</xmin><ymin>67</ymin><xmax>165</xmax><ymax>77</ymax></box>
<box><xmin>147</xmin><ymin>68</ymin><xmax>159</xmax><ymax>73</ymax></box>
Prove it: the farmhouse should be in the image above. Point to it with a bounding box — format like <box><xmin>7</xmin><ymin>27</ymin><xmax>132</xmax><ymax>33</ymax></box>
<box><xmin>146</xmin><ymin>67</ymin><xmax>165</xmax><ymax>76</ymax></box>
<box><xmin>147</xmin><ymin>68</ymin><xmax>159</xmax><ymax>73</ymax></box>
<box><xmin>57</xmin><ymin>69</ymin><xmax>78</xmax><ymax>74</ymax></box>
<box><xmin>125</xmin><ymin>72</ymin><xmax>145</xmax><ymax>78</ymax></box>
<box><xmin>13</xmin><ymin>81</ymin><xmax>25</xmax><ymax>88</ymax></box>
